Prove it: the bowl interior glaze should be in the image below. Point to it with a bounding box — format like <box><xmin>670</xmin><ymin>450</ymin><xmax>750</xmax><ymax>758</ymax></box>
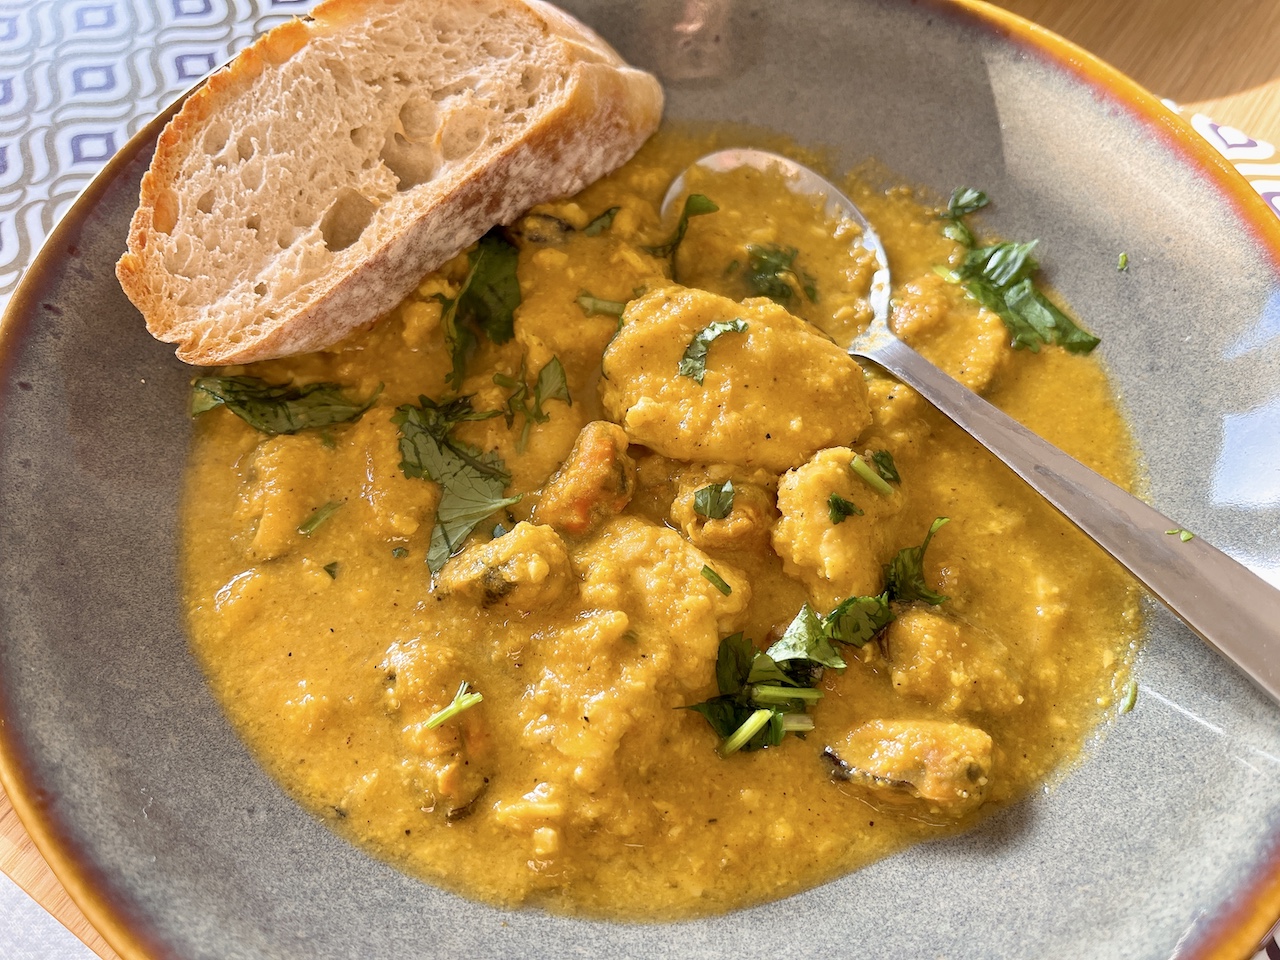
<box><xmin>2</xmin><ymin>1</ymin><xmax>1280</xmax><ymax>957</ymax></box>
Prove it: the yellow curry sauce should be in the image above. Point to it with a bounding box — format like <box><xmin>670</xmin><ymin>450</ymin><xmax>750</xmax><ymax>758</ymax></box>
<box><xmin>181</xmin><ymin>128</ymin><xmax>1141</xmax><ymax>918</ymax></box>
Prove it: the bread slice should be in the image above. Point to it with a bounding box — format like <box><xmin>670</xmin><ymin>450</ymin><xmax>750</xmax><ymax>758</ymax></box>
<box><xmin>116</xmin><ymin>0</ymin><xmax>663</xmax><ymax>366</ymax></box>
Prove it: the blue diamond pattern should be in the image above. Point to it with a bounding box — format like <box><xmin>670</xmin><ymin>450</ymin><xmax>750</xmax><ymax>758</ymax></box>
<box><xmin>71</xmin><ymin>65</ymin><xmax>117</xmax><ymax>95</ymax></box>
<box><xmin>172</xmin><ymin>0</ymin><xmax>214</xmax><ymax>17</ymax></box>
<box><xmin>0</xmin><ymin>16</ymin><xmax>16</xmax><ymax>43</ymax></box>
<box><xmin>69</xmin><ymin>132</ymin><xmax>117</xmax><ymax>165</ymax></box>
<box><xmin>72</xmin><ymin>4</ymin><xmax>117</xmax><ymax>31</ymax></box>
<box><xmin>174</xmin><ymin>52</ymin><xmax>217</xmax><ymax>81</ymax></box>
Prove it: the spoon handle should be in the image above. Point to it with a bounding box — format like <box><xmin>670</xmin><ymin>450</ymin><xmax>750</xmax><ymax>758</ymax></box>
<box><xmin>856</xmin><ymin>335</ymin><xmax>1280</xmax><ymax>706</ymax></box>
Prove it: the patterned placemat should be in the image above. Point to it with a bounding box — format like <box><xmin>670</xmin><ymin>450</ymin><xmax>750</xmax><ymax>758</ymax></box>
<box><xmin>0</xmin><ymin>2</ymin><xmax>1276</xmax><ymax>958</ymax></box>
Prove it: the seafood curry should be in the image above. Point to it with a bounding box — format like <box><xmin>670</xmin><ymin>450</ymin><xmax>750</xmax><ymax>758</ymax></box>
<box><xmin>180</xmin><ymin>128</ymin><xmax>1140</xmax><ymax>918</ymax></box>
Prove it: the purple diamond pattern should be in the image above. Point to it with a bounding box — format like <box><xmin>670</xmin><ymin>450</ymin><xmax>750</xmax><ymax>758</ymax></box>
<box><xmin>71</xmin><ymin>64</ymin><xmax>117</xmax><ymax>94</ymax></box>
<box><xmin>175</xmin><ymin>51</ymin><xmax>217</xmax><ymax>80</ymax></box>
<box><xmin>72</xmin><ymin>4</ymin><xmax>117</xmax><ymax>31</ymax></box>
<box><xmin>69</xmin><ymin>132</ymin><xmax>117</xmax><ymax>164</ymax></box>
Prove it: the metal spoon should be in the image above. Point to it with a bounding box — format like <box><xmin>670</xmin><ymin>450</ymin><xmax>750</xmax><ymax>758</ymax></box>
<box><xmin>663</xmin><ymin>147</ymin><xmax>1280</xmax><ymax>707</ymax></box>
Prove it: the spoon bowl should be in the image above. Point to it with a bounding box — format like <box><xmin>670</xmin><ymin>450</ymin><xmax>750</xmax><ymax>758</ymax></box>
<box><xmin>664</xmin><ymin>147</ymin><xmax>1280</xmax><ymax>707</ymax></box>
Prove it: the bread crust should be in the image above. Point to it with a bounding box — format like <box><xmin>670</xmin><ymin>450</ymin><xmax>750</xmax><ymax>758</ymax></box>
<box><xmin>116</xmin><ymin>0</ymin><xmax>663</xmax><ymax>366</ymax></box>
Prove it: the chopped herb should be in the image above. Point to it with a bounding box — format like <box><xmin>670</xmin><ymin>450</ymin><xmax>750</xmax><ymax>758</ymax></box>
<box><xmin>944</xmin><ymin>186</ymin><xmax>990</xmax><ymax>219</ymax></box>
<box><xmin>767</xmin><ymin>603</ymin><xmax>847</xmax><ymax>670</ymax></box>
<box><xmin>870</xmin><ymin>449</ymin><xmax>901</xmax><ymax>484</ymax></box>
<box><xmin>491</xmin><ymin>523</ymin><xmax>509</xmax><ymax>539</ymax></box>
<box><xmin>438</xmin><ymin>229</ymin><xmax>521</xmax><ymax>390</ymax></box>
<box><xmin>644</xmin><ymin>193</ymin><xmax>718</xmax><ymax>259</ymax></box>
<box><xmin>942</xmin><ymin>219</ymin><xmax>975</xmax><ymax>247</ymax></box>
<box><xmin>937</xmin><ymin>189</ymin><xmax>1099</xmax><ymax>354</ymax></box>
<box><xmin>719</xmin><ymin>708</ymin><xmax>776</xmax><ymax>757</ymax></box>
<box><xmin>391</xmin><ymin>547</ymin><xmax>409</xmax><ymax>558</ymax></box>
<box><xmin>423</xmin><ymin>681</ymin><xmax>483</xmax><ymax>730</ymax></box>
<box><xmin>884</xmin><ymin>517</ymin><xmax>950</xmax><ymax>605</ymax></box>
<box><xmin>1119</xmin><ymin>679</ymin><xmax>1138</xmax><ymax>714</ymax></box>
<box><xmin>1118</xmin><ymin>252</ymin><xmax>1129</xmax><ymax>271</ymax></box>
<box><xmin>191</xmin><ymin>377</ymin><xmax>381</xmax><ymax>435</ymax></box>
<box><xmin>583</xmin><ymin>206</ymin><xmax>620</xmax><ymax>236</ymax></box>
<box><xmin>323</xmin><ymin>561</ymin><xmax>339</xmax><ymax>579</ymax></box>
<box><xmin>1166</xmin><ymin>527</ymin><xmax>1195</xmax><ymax>542</ymax></box>
<box><xmin>495</xmin><ymin>356</ymin><xmax>572</xmax><ymax>452</ymax></box>
<box><xmin>850</xmin><ymin>454</ymin><xmax>893</xmax><ymax>496</ymax></box>
<box><xmin>577</xmin><ymin>292</ymin><xmax>627</xmax><ymax>317</ymax></box>
<box><xmin>685</xmin><ymin>633</ymin><xmax>811</xmax><ymax>755</ymax></box>
<box><xmin>744</xmin><ymin>244</ymin><xmax>818</xmax><ymax>304</ymax></box>
<box><xmin>701</xmin><ymin>565</ymin><xmax>732</xmax><ymax>595</ymax></box>
<box><xmin>694</xmin><ymin>480</ymin><xmax>735</xmax><ymax>520</ymax></box>
<box><xmin>824</xmin><ymin>592</ymin><xmax>895</xmax><ymax>647</ymax></box>
<box><xmin>828</xmin><ymin>493</ymin><xmax>862</xmax><ymax>524</ymax></box>
<box><xmin>393</xmin><ymin>396</ymin><xmax>520</xmax><ymax>573</ymax></box>
<box><xmin>298</xmin><ymin>501</ymin><xmax>342</xmax><ymax>536</ymax></box>
<box><xmin>678</xmin><ymin>318</ymin><xmax>748</xmax><ymax>384</ymax></box>
<box><xmin>685</xmin><ymin>586</ymin><xmax>897</xmax><ymax>758</ymax></box>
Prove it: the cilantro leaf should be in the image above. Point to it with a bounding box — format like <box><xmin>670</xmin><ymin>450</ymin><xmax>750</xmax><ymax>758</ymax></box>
<box><xmin>694</xmin><ymin>480</ymin><xmax>735</xmax><ymax>520</ymax></box>
<box><xmin>191</xmin><ymin>377</ymin><xmax>381</xmax><ymax>435</ymax></box>
<box><xmin>714</xmin><ymin>632</ymin><xmax>756</xmax><ymax>697</ymax></box>
<box><xmin>937</xmin><ymin>190</ymin><xmax>1099</xmax><ymax>354</ymax></box>
<box><xmin>583</xmin><ymin>206</ymin><xmax>620</xmax><ymax>236</ymax></box>
<box><xmin>678</xmin><ymin>318</ymin><xmax>748</xmax><ymax>384</ymax></box>
<box><xmin>644</xmin><ymin>193</ymin><xmax>718</xmax><ymax>259</ymax></box>
<box><xmin>439</xmin><ymin>230</ymin><xmax>521</xmax><ymax>389</ymax></box>
<box><xmin>494</xmin><ymin>356</ymin><xmax>572</xmax><ymax>452</ymax></box>
<box><xmin>766</xmin><ymin>603</ymin><xmax>848</xmax><ymax>670</ymax></box>
<box><xmin>393</xmin><ymin>396</ymin><xmax>520</xmax><ymax>573</ymax></box>
<box><xmin>870</xmin><ymin>449</ymin><xmax>901</xmax><ymax>484</ymax></box>
<box><xmin>824</xmin><ymin>592</ymin><xmax>894</xmax><ymax>647</ymax></box>
<box><xmin>884</xmin><ymin>516</ymin><xmax>950</xmax><ymax>605</ymax></box>
<box><xmin>744</xmin><ymin>244</ymin><xmax>818</xmax><ymax>304</ymax></box>
<box><xmin>828</xmin><ymin>493</ymin><xmax>862</xmax><ymax>524</ymax></box>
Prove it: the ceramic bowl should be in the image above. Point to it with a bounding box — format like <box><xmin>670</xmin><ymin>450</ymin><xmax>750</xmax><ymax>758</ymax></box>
<box><xmin>2</xmin><ymin>1</ymin><xmax>1279</xmax><ymax>957</ymax></box>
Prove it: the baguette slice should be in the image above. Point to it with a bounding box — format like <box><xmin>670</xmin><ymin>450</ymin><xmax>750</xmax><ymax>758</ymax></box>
<box><xmin>116</xmin><ymin>0</ymin><xmax>662</xmax><ymax>366</ymax></box>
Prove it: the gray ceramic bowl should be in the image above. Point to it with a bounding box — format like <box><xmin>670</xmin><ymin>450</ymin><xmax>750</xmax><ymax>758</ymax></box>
<box><xmin>3</xmin><ymin>1</ymin><xmax>1280</xmax><ymax>957</ymax></box>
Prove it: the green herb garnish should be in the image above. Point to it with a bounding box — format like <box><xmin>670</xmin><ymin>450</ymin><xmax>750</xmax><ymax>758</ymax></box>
<box><xmin>583</xmin><ymin>206</ymin><xmax>620</xmax><ymax>236</ymax></box>
<box><xmin>884</xmin><ymin>517</ymin><xmax>950</xmax><ymax>605</ymax></box>
<box><xmin>645</xmin><ymin>193</ymin><xmax>718</xmax><ymax>259</ymax></box>
<box><xmin>494</xmin><ymin>356</ymin><xmax>572</xmax><ymax>451</ymax></box>
<box><xmin>828</xmin><ymin>493</ymin><xmax>862</xmax><ymax>524</ymax></box>
<box><xmin>1118</xmin><ymin>679</ymin><xmax>1138</xmax><ymax>714</ymax></box>
<box><xmin>701</xmin><ymin>565</ymin><xmax>732</xmax><ymax>595</ymax></box>
<box><xmin>323</xmin><ymin>561</ymin><xmax>339</xmax><ymax>579</ymax></box>
<box><xmin>850</xmin><ymin>454</ymin><xmax>893</xmax><ymax>496</ymax></box>
<box><xmin>744</xmin><ymin>244</ymin><xmax>818</xmax><ymax>304</ymax></box>
<box><xmin>576</xmin><ymin>292</ymin><xmax>627</xmax><ymax>317</ymax></box>
<box><xmin>391</xmin><ymin>547</ymin><xmax>409</xmax><ymax>558</ymax></box>
<box><xmin>423</xmin><ymin>682</ymin><xmax>483</xmax><ymax>729</ymax></box>
<box><xmin>1118</xmin><ymin>252</ymin><xmax>1129</xmax><ymax>271</ymax></box>
<box><xmin>870</xmin><ymin>449</ymin><xmax>901</xmax><ymax>484</ymax></box>
<box><xmin>438</xmin><ymin>229</ymin><xmax>521</xmax><ymax>390</ymax></box>
<box><xmin>1166</xmin><ymin>527</ymin><xmax>1195</xmax><ymax>542</ymax></box>
<box><xmin>938</xmin><ymin>189</ymin><xmax>1099</xmax><ymax>354</ymax></box>
<box><xmin>393</xmin><ymin>396</ymin><xmax>520</xmax><ymax>573</ymax></box>
<box><xmin>191</xmin><ymin>377</ymin><xmax>381</xmax><ymax>435</ymax></box>
<box><xmin>678</xmin><ymin>318</ymin><xmax>748</xmax><ymax>384</ymax></box>
<box><xmin>694</xmin><ymin>480</ymin><xmax>735</xmax><ymax>520</ymax></box>
<box><xmin>824</xmin><ymin>593</ymin><xmax>895</xmax><ymax>647</ymax></box>
<box><xmin>298</xmin><ymin>501</ymin><xmax>342</xmax><ymax>536</ymax></box>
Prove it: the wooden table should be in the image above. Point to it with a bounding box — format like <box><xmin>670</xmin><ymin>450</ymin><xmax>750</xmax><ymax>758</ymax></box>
<box><xmin>2</xmin><ymin>1</ymin><xmax>1279</xmax><ymax>956</ymax></box>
